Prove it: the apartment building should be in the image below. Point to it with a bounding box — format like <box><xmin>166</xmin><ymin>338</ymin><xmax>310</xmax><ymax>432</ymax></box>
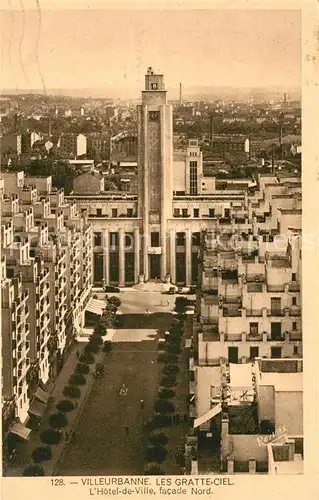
<box><xmin>1</xmin><ymin>171</ymin><xmax>93</xmax><ymax>450</ymax></box>
<box><xmin>187</xmin><ymin>358</ymin><xmax>303</xmax><ymax>475</ymax></box>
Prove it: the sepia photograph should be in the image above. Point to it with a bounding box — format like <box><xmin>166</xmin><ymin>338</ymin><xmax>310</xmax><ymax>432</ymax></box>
<box><xmin>0</xmin><ymin>2</ymin><xmax>317</xmax><ymax>494</ymax></box>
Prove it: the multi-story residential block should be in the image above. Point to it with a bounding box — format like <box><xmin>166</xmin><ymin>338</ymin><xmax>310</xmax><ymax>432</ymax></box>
<box><xmin>58</xmin><ymin>133</ymin><xmax>87</xmax><ymax>158</ymax></box>
<box><xmin>1</xmin><ymin>170</ymin><xmax>93</xmax><ymax>451</ymax></box>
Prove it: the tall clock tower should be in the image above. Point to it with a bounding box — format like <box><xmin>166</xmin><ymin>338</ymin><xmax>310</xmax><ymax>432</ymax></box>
<box><xmin>137</xmin><ymin>67</ymin><xmax>173</xmax><ymax>281</ymax></box>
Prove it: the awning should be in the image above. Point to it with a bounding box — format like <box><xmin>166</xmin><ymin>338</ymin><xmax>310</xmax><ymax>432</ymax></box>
<box><xmin>28</xmin><ymin>400</ymin><xmax>47</xmax><ymax>418</ymax></box>
<box><xmin>39</xmin><ymin>378</ymin><xmax>55</xmax><ymax>394</ymax></box>
<box><xmin>193</xmin><ymin>403</ymin><xmax>222</xmax><ymax>428</ymax></box>
<box><xmin>34</xmin><ymin>387</ymin><xmax>50</xmax><ymax>404</ymax></box>
<box><xmin>85</xmin><ymin>298</ymin><xmax>105</xmax><ymax>316</ymax></box>
<box><xmin>9</xmin><ymin>422</ymin><xmax>32</xmax><ymax>441</ymax></box>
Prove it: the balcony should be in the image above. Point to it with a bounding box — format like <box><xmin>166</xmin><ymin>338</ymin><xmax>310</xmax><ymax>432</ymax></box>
<box><xmin>289</xmin><ymin>331</ymin><xmax>302</xmax><ymax>341</ymax></box>
<box><xmin>289</xmin><ymin>306</ymin><xmax>302</xmax><ymax>317</ymax></box>
<box><xmin>247</xmin><ymin>283</ymin><xmax>263</xmax><ymax>293</ymax></box>
<box><xmin>289</xmin><ymin>282</ymin><xmax>300</xmax><ymax>292</ymax></box>
<box><xmin>247</xmin><ymin>333</ymin><xmax>263</xmax><ymax>341</ymax></box>
<box><xmin>224</xmin><ymin>333</ymin><xmax>242</xmax><ymax>342</ymax></box>
<box><xmin>268</xmin><ymin>309</ymin><xmax>285</xmax><ymax>317</ymax></box>
<box><xmin>267</xmin><ymin>285</ymin><xmax>285</xmax><ymax>293</ymax></box>
<box><xmin>222</xmin><ymin>308</ymin><xmax>241</xmax><ymax>317</ymax></box>
<box><xmin>246</xmin><ymin>309</ymin><xmax>263</xmax><ymax>317</ymax></box>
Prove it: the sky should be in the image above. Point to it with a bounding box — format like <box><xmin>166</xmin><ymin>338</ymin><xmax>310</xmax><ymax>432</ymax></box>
<box><xmin>0</xmin><ymin>8</ymin><xmax>301</xmax><ymax>96</ymax></box>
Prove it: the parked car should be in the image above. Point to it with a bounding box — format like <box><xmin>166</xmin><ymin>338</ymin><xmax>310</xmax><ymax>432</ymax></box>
<box><xmin>168</xmin><ymin>287</ymin><xmax>176</xmax><ymax>295</ymax></box>
<box><xmin>104</xmin><ymin>286</ymin><xmax>120</xmax><ymax>293</ymax></box>
<box><xmin>177</xmin><ymin>286</ymin><xmax>184</xmax><ymax>294</ymax></box>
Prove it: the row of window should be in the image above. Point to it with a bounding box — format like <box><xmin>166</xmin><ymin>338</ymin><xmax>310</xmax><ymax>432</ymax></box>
<box><xmin>228</xmin><ymin>344</ymin><xmax>300</xmax><ymax>362</ymax></box>
<box><xmin>93</xmin><ymin>231</ymin><xmax>201</xmax><ymax>247</ymax></box>
<box><xmin>174</xmin><ymin>208</ymin><xmax>216</xmax><ymax>218</ymax></box>
<box><xmin>92</xmin><ymin>208</ymin><xmax>135</xmax><ymax>218</ymax></box>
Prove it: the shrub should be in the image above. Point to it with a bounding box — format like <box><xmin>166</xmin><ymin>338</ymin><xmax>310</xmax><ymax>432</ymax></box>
<box><xmin>157</xmin><ymin>353</ymin><xmax>178</xmax><ymax>364</ymax></box>
<box><xmin>144</xmin><ymin>462</ymin><xmax>165</xmax><ymax>475</ymax></box>
<box><xmin>68</xmin><ymin>373</ymin><xmax>86</xmax><ymax>386</ymax></box>
<box><xmin>154</xmin><ymin>399</ymin><xmax>175</xmax><ymax>414</ymax></box>
<box><xmin>49</xmin><ymin>412</ymin><xmax>68</xmax><ymax>430</ymax></box>
<box><xmin>158</xmin><ymin>388</ymin><xmax>175</xmax><ymax>399</ymax></box>
<box><xmin>75</xmin><ymin>363</ymin><xmax>90</xmax><ymax>375</ymax></box>
<box><xmin>160</xmin><ymin>375</ymin><xmax>177</xmax><ymax>388</ymax></box>
<box><xmin>32</xmin><ymin>446</ymin><xmax>52</xmax><ymax>463</ymax></box>
<box><xmin>146</xmin><ymin>445</ymin><xmax>168</xmax><ymax>463</ymax></box>
<box><xmin>152</xmin><ymin>414</ymin><xmax>171</xmax><ymax>428</ymax></box>
<box><xmin>84</xmin><ymin>343</ymin><xmax>100</xmax><ymax>354</ymax></box>
<box><xmin>149</xmin><ymin>431</ymin><xmax>169</xmax><ymax>446</ymax></box>
<box><xmin>23</xmin><ymin>464</ymin><xmax>44</xmax><ymax>476</ymax></box>
<box><xmin>63</xmin><ymin>385</ymin><xmax>81</xmax><ymax>399</ymax></box>
<box><xmin>40</xmin><ymin>428</ymin><xmax>62</xmax><ymax>446</ymax></box>
<box><xmin>79</xmin><ymin>352</ymin><xmax>95</xmax><ymax>364</ymax></box>
<box><xmin>163</xmin><ymin>364</ymin><xmax>179</xmax><ymax>375</ymax></box>
<box><xmin>92</xmin><ymin>294</ymin><xmax>98</xmax><ymax>299</ymax></box>
<box><xmin>55</xmin><ymin>399</ymin><xmax>74</xmax><ymax>413</ymax></box>
<box><xmin>107</xmin><ymin>296</ymin><xmax>121</xmax><ymax>308</ymax></box>
<box><xmin>175</xmin><ymin>296</ymin><xmax>189</xmax><ymax>312</ymax></box>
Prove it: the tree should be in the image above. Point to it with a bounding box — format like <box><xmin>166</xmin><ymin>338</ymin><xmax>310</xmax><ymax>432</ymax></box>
<box><xmin>152</xmin><ymin>413</ymin><xmax>171</xmax><ymax>428</ymax></box>
<box><xmin>164</xmin><ymin>343</ymin><xmax>181</xmax><ymax>355</ymax></box>
<box><xmin>68</xmin><ymin>373</ymin><xmax>87</xmax><ymax>386</ymax></box>
<box><xmin>40</xmin><ymin>428</ymin><xmax>62</xmax><ymax>446</ymax></box>
<box><xmin>149</xmin><ymin>431</ymin><xmax>169</xmax><ymax>446</ymax></box>
<box><xmin>84</xmin><ymin>343</ymin><xmax>100</xmax><ymax>354</ymax></box>
<box><xmin>107</xmin><ymin>296</ymin><xmax>121</xmax><ymax>308</ymax></box>
<box><xmin>63</xmin><ymin>385</ymin><xmax>81</xmax><ymax>399</ymax></box>
<box><xmin>160</xmin><ymin>375</ymin><xmax>177</xmax><ymax>388</ymax></box>
<box><xmin>103</xmin><ymin>340</ymin><xmax>112</xmax><ymax>353</ymax></box>
<box><xmin>56</xmin><ymin>399</ymin><xmax>75</xmax><ymax>413</ymax></box>
<box><xmin>146</xmin><ymin>445</ymin><xmax>168</xmax><ymax>463</ymax></box>
<box><xmin>23</xmin><ymin>464</ymin><xmax>44</xmax><ymax>476</ymax></box>
<box><xmin>79</xmin><ymin>352</ymin><xmax>95</xmax><ymax>364</ymax></box>
<box><xmin>89</xmin><ymin>334</ymin><xmax>103</xmax><ymax>345</ymax></box>
<box><xmin>75</xmin><ymin>363</ymin><xmax>90</xmax><ymax>375</ymax></box>
<box><xmin>154</xmin><ymin>399</ymin><xmax>175</xmax><ymax>414</ymax></box>
<box><xmin>163</xmin><ymin>364</ymin><xmax>179</xmax><ymax>375</ymax></box>
<box><xmin>175</xmin><ymin>296</ymin><xmax>189</xmax><ymax>312</ymax></box>
<box><xmin>32</xmin><ymin>446</ymin><xmax>53</xmax><ymax>463</ymax></box>
<box><xmin>49</xmin><ymin>412</ymin><xmax>68</xmax><ymax>430</ymax></box>
<box><xmin>158</xmin><ymin>388</ymin><xmax>175</xmax><ymax>399</ymax></box>
<box><xmin>157</xmin><ymin>353</ymin><xmax>178</xmax><ymax>364</ymax></box>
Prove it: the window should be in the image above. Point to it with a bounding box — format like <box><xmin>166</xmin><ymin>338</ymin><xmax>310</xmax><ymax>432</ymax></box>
<box><xmin>151</xmin><ymin>82</ymin><xmax>158</xmax><ymax>90</ymax></box>
<box><xmin>151</xmin><ymin>232</ymin><xmax>160</xmax><ymax>247</ymax></box>
<box><xmin>193</xmin><ymin>208</ymin><xmax>199</xmax><ymax>218</ymax></box>
<box><xmin>189</xmin><ymin>161</ymin><xmax>198</xmax><ymax>195</ymax></box>
<box><xmin>182</xmin><ymin>208</ymin><xmax>188</xmax><ymax>217</ymax></box>
<box><xmin>250</xmin><ymin>323</ymin><xmax>259</xmax><ymax>335</ymax></box>
<box><xmin>96</xmin><ymin>208</ymin><xmax>102</xmax><ymax>216</ymax></box>
<box><xmin>292</xmin><ymin>273</ymin><xmax>296</xmax><ymax>281</ymax></box>
<box><xmin>292</xmin><ymin>297</ymin><xmax>297</xmax><ymax>306</ymax></box>
<box><xmin>209</xmin><ymin>208</ymin><xmax>215</xmax><ymax>217</ymax></box>
<box><xmin>192</xmin><ymin>232</ymin><xmax>201</xmax><ymax>246</ymax></box>
<box><xmin>224</xmin><ymin>208</ymin><xmax>230</xmax><ymax>218</ymax></box>
<box><xmin>293</xmin><ymin>345</ymin><xmax>299</xmax><ymax>356</ymax></box>
<box><xmin>127</xmin><ymin>208</ymin><xmax>133</xmax><ymax>217</ymax></box>
<box><xmin>250</xmin><ymin>346</ymin><xmax>259</xmax><ymax>360</ymax></box>
<box><xmin>293</xmin><ymin>321</ymin><xmax>297</xmax><ymax>330</ymax></box>
<box><xmin>125</xmin><ymin>233</ymin><xmax>132</xmax><ymax>247</ymax></box>
<box><xmin>112</xmin><ymin>208</ymin><xmax>118</xmax><ymax>218</ymax></box>
<box><xmin>176</xmin><ymin>232</ymin><xmax>185</xmax><ymax>246</ymax></box>
<box><xmin>149</xmin><ymin>111</ymin><xmax>159</xmax><ymax>121</ymax></box>
<box><xmin>173</xmin><ymin>208</ymin><xmax>180</xmax><ymax>217</ymax></box>
<box><xmin>94</xmin><ymin>232</ymin><xmax>102</xmax><ymax>246</ymax></box>
<box><xmin>271</xmin><ymin>347</ymin><xmax>282</xmax><ymax>359</ymax></box>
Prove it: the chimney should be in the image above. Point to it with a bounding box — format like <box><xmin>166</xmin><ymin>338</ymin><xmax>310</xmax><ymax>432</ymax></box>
<box><xmin>179</xmin><ymin>82</ymin><xmax>182</xmax><ymax>105</ymax></box>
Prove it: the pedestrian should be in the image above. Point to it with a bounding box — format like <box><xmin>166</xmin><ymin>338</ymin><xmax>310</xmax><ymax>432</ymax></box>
<box><xmin>140</xmin><ymin>399</ymin><xmax>145</xmax><ymax>410</ymax></box>
<box><xmin>176</xmin><ymin>413</ymin><xmax>180</xmax><ymax>425</ymax></box>
<box><xmin>65</xmin><ymin>430</ymin><xmax>70</xmax><ymax>442</ymax></box>
<box><xmin>76</xmin><ymin>350</ymin><xmax>80</xmax><ymax>359</ymax></box>
<box><xmin>125</xmin><ymin>425</ymin><xmax>129</xmax><ymax>435</ymax></box>
<box><xmin>71</xmin><ymin>431</ymin><xmax>76</xmax><ymax>442</ymax></box>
